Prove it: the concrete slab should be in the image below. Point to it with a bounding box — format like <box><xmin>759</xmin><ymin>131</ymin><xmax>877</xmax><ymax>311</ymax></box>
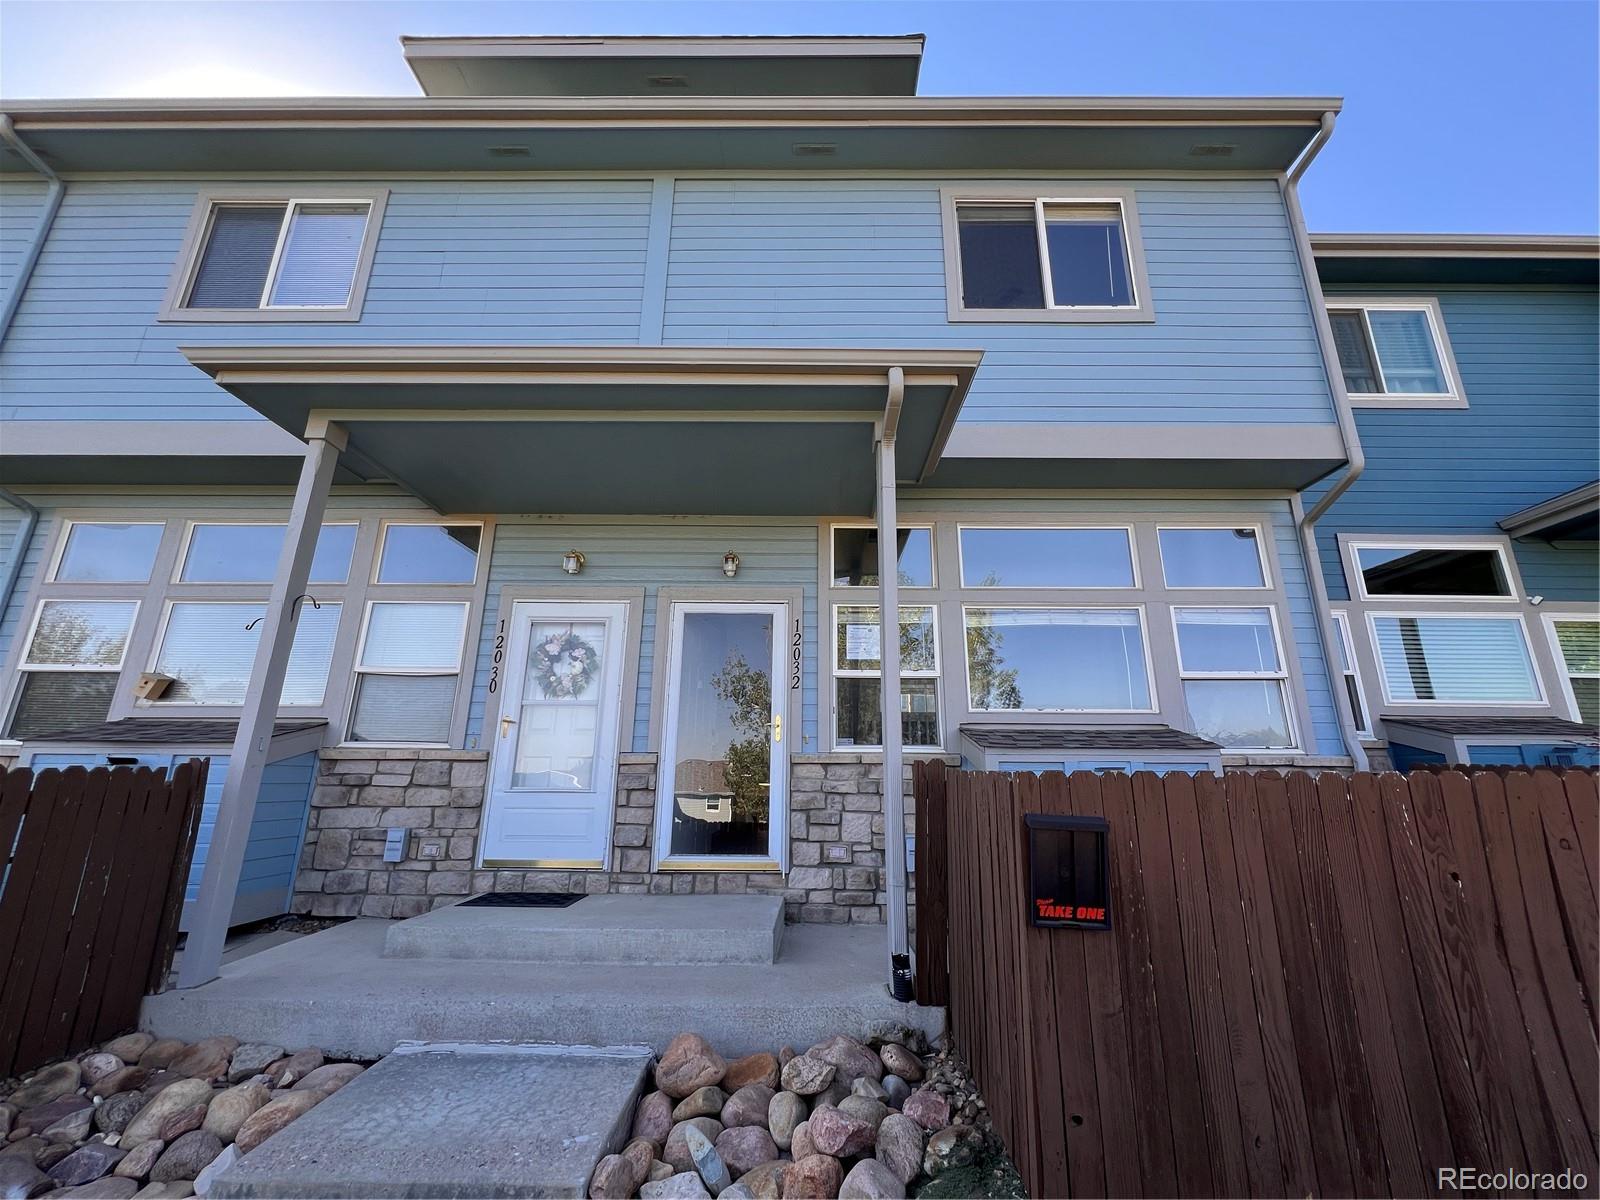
<box><xmin>143</xmin><ymin>919</ymin><xmax>943</xmax><ymax>1060</ymax></box>
<box><xmin>383</xmin><ymin>894</ymin><xmax>784</xmax><ymax>964</ymax></box>
<box><xmin>210</xmin><ymin>1042</ymin><xmax>651</xmax><ymax>1199</ymax></box>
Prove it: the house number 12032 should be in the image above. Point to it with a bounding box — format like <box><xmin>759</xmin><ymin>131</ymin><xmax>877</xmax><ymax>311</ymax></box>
<box><xmin>790</xmin><ymin>619</ymin><xmax>802</xmax><ymax>690</ymax></box>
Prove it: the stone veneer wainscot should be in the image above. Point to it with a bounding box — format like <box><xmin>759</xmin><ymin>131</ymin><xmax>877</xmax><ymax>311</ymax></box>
<box><xmin>295</xmin><ymin>748</ymin><xmax>956</xmax><ymax>923</ymax></box>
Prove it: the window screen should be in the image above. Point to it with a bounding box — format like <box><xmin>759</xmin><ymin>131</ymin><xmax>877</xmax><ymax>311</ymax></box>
<box><xmin>955</xmin><ymin>205</ymin><xmax>1045</xmax><ymax>309</ymax></box>
<box><xmin>187</xmin><ymin>205</ymin><xmax>286</xmax><ymax>309</ymax></box>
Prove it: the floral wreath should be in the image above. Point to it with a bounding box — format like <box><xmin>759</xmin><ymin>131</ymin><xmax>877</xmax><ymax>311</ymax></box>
<box><xmin>532</xmin><ymin>628</ymin><xmax>600</xmax><ymax>699</ymax></box>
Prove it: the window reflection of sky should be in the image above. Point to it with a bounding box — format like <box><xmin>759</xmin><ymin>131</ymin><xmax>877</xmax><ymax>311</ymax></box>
<box><xmin>969</xmin><ymin>609</ymin><xmax>1148</xmax><ymax>710</ymax></box>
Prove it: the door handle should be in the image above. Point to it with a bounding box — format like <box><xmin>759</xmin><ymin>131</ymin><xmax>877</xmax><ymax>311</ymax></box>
<box><xmin>772</xmin><ymin>714</ymin><xmax>782</xmax><ymax>744</ymax></box>
<box><xmin>500</xmin><ymin>716</ymin><xmax>517</xmax><ymax>739</ymax></box>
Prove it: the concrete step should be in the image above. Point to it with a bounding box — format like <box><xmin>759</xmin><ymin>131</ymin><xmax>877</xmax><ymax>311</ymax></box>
<box><xmin>210</xmin><ymin>1041</ymin><xmax>651</xmax><ymax>1199</ymax></box>
<box><xmin>144</xmin><ymin>919</ymin><xmax>943</xmax><ymax>1059</ymax></box>
<box><xmin>380</xmin><ymin>893</ymin><xmax>785</xmax><ymax>965</ymax></box>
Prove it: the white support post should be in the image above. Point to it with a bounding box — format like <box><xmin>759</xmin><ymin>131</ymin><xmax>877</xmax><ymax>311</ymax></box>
<box><xmin>178</xmin><ymin>422</ymin><xmax>346</xmax><ymax>989</ymax></box>
<box><xmin>877</xmin><ymin>369</ymin><xmax>910</xmax><ymax>983</ymax></box>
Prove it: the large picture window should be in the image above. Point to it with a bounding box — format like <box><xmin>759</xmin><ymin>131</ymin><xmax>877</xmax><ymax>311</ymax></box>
<box><xmin>963</xmin><ymin>607</ymin><xmax>1152</xmax><ymax>712</ymax></box>
<box><xmin>1371</xmin><ymin>614</ymin><xmax>1541</xmax><ymax>704</ymax></box>
<box><xmin>832</xmin><ymin>605</ymin><xmax>940</xmax><ymax>749</ymax></box>
<box><xmin>151</xmin><ymin>601</ymin><xmax>342</xmax><ymax>705</ymax></box>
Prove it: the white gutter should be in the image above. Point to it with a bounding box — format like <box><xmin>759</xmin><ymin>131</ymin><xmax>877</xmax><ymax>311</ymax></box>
<box><xmin>0</xmin><ymin>114</ymin><xmax>64</xmax><ymax>344</ymax></box>
<box><xmin>0</xmin><ymin>486</ymin><xmax>40</xmax><ymax>636</ymax></box>
<box><xmin>1281</xmin><ymin>110</ymin><xmax>1369</xmax><ymax>770</ymax></box>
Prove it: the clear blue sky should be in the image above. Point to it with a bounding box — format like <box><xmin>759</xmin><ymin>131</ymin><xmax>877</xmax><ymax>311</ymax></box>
<box><xmin>2</xmin><ymin>0</ymin><xmax>1595</xmax><ymax>234</ymax></box>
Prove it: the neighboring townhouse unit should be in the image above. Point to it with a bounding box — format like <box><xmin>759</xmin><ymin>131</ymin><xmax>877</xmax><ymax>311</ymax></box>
<box><xmin>0</xmin><ymin>31</ymin><xmax>1525</xmax><ymax>984</ymax></box>
<box><xmin>1310</xmin><ymin>234</ymin><xmax>1599</xmax><ymax>770</ymax></box>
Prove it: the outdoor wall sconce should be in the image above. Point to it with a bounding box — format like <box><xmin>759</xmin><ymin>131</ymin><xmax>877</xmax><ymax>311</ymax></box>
<box><xmin>722</xmin><ymin>551</ymin><xmax>741</xmax><ymax>578</ymax></box>
<box><xmin>562</xmin><ymin>549</ymin><xmax>586</xmax><ymax>575</ymax></box>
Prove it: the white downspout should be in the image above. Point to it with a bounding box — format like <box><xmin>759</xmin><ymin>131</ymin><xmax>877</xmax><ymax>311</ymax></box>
<box><xmin>877</xmin><ymin>367</ymin><xmax>913</xmax><ymax>998</ymax></box>
<box><xmin>1283</xmin><ymin>110</ymin><xmax>1370</xmax><ymax>769</ymax></box>
<box><xmin>0</xmin><ymin>115</ymin><xmax>65</xmax><ymax>345</ymax></box>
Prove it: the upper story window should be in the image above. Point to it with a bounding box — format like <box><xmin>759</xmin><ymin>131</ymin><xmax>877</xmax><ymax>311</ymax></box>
<box><xmin>1158</xmin><ymin>527</ymin><xmax>1268</xmax><ymax>589</ymax></box>
<box><xmin>1326</xmin><ymin>299</ymin><xmax>1465</xmax><ymax>408</ymax></box>
<box><xmin>160</xmin><ymin>189</ymin><xmax>388</xmax><ymax>323</ymax></box>
<box><xmin>179</xmin><ymin>522</ymin><xmax>357</xmax><ymax>584</ymax></box>
<box><xmin>959</xmin><ymin>526</ymin><xmax>1136</xmax><ymax>588</ymax></box>
<box><xmin>51</xmin><ymin>522</ymin><xmax>164</xmax><ymax>584</ymax></box>
<box><xmin>1352</xmin><ymin>542</ymin><xmax>1514</xmax><ymax>600</ymax></box>
<box><xmin>941</xmin><ymin>187</ymin><xmax>1154</xmax><ymax>323</ymax></box>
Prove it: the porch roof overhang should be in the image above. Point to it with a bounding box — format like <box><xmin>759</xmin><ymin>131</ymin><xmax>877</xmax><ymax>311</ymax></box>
<box><xmin>1497</xmin><ymin>480</ymin><xmax>1600</xmax><ymax>543</ymax></box>
<box><xmin>180</xmin><ymin>345</ymin><xmax>981</xmax><ymax>516</ymax></box>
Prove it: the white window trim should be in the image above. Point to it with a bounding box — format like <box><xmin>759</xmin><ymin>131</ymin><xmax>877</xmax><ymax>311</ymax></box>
<box><xmin>1170</xmin><ymin>604</ymin><xmax>1300</xmax><ymax>753</ymax></box>
<box><xmin>1326</xmin><ymin>297</ymin><xmax>1467</xmax><ymax>409</ymax></box>
<box><xmin>1330</xmin><ymin>611</ymin><xmax>1375</xmax><ymax>740</ymax></box>
<box><xmin>1346</xmin><ymin>537</ymin><xmax>1520</xmax><ymax>603</ymax></box>
<box><xmin>830</xmin><ymin>602</ymin><xmax>942</xmax><ymax>751</ymax></box>
<box><xmin>940</xmin><ymin>184</ymin><xmax>1155</xmax><ymax>324</ymax></box>
<box><xmin>144</xmin><ymin>598</ymin><xmax>339</xmax><ymax>708</ymax></box>
<box><xmin>828</xmin><ymin>523</ymin><xmax>937</xmax><ymax>590</ymax></box>
<box><xmin>960</xmin><ymin>603</ymin><xmax>1159</xmax><ymax>715</ymax></box>
<box><xmin>158</xmin><ymin>187</ymin><xmax>389</xmax><ymax>324</ymax></box>
<box><xmin>47</xmin><ymin>520</ymin><xmax>165</xmax><ymax>585</ymax></box>
<box><xmin>1156</xmin><ymin>524</ymin><xmax>1272</xmax><ymax>590</ymax></box>
<box><xmin>373</xmin><ymin>520</ymin><xmax>486</xmax><ymax>587</ymax></box>
<box><xmin>18</xmin><ymin>599</ymin><xmax>140</xmax><ymax>672</ymax></box>
<box><xmin>346</xmin><ymin>598</ymin><xmax>473</xmax><ymax>748</ymax></box>
<box><xmin>173</xmin><ymin>519</ymin><xmax>360</xmax><ymax>586</ymax></box>
<box><xmin>956</xmin><ymin>524</ymin><xmax>1141</xmax><ymax>590</ymax></box>
<box><xmin>1542</xmin><ymin>613</ymin><xmax>1600</xmax><ymax>724</ymax></box>
<box><xmin>1364</xmin><ymin>609</ymin><xmax>1547</xmax><ymax>708</ymax></box>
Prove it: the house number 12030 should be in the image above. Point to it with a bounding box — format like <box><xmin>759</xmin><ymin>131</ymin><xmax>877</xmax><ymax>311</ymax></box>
<box><xmin>487</xmin><ymin>618</ymin><xmax>505</xmax><ymax>694</ymax></box>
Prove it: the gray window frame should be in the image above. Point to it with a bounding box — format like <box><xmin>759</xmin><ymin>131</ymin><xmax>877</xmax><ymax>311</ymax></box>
<box><xmin>1324</xmin><ymin>296</ymin><xmax>1467</xmax><ymax>409</ymax></box>
<box><xmin>0</xmin><ymin>508</ymin><xmax>493</xmax><ymax>748</ymax></box>
<box><xmin>158</xmin><ymin>187</ymin><xmax>389</xmax><ymax>324</ymax></box>
<box><xmin>939</xmin><ymin>184</ymin><xmax>1155</xmax><ymax>323</ymax></box>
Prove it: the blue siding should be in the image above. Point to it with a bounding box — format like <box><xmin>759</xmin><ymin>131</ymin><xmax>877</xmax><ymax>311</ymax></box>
<box><xmin>0</xmin><ymin>177</ymin><xmax>48</xmax><ymax>300</ymax></box>
<box><xmin>1</xmin><ymin>179</ymin><xmax>654</xmax><ymax>422</ymax></box>
<box><xmin>1314</xmin><ymin>285</ymin><xmax>1599</xmax><ymax>600</ymax></box>
<box><xmin>663</xmin><ymin>178</ymin><xmax>1336</xmax><ymax>426</ymax></box>
<box><xmin>471</xmin><ymin>520</ymin><xmax>820</xmax><ymax>754</ymax></box>
<box><xmin>1</xmin><ymin>176</ymin><xmax>1336</xmax><ymax>434</ymax></box>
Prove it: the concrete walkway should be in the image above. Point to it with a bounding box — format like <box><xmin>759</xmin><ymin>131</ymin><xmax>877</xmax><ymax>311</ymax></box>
<box><xmin>143</xmin><ymin>919</ymin><xmax>943</xmax><ymax>1058</ymax></box>
<box><xmin>211</xmin><ymin>1042</ymin><xmax>651</xmax><ymax>1198</ymax></box>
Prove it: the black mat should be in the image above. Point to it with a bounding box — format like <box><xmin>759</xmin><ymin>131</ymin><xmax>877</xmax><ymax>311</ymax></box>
<box><xmin>459</xmin><ymin>891</ymin><xmax>585</xmax><ymax>909</ymax></box>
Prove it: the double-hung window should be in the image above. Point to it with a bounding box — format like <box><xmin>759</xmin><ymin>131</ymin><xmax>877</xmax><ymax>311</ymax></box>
<box><xmin>6</xmin><ymin>521</ymin><xmax>165</xmax><ymax>738</ymax></box>
<box><xmin>346</xmin><ymin>523</ymin><xmax>483</xmax><ymax>745</ymax></box>
<box><xmin>1549</xmin><ymin>619</ymin><xmax>1600</xmax><ymax>726</ymax></box>
<box><xmin>161</xmin><ymin>189</ymin><xmax>387</xmax><ymax>321</ymax></box>
<box><xmin>1330</xmin><ymin>613</ymin><xmax>1374</xmax><ymax>739</ymax></box>
<box><xmin>944</xmin><ymin>188</ymin><xmax>1153</xmax><ymax>322</ymax></box>
<box><xmin>832</xmin><ymin>605</ymin><xmax>941</xmax><ymax>749</ymax></box>
<box><xmin>1173</xmin><ymin>607</ymin><xmax>1295</xmax><ymax>749</ymax></box>
<box><xmin>1326</xmin><ymin>299</ymin><xmax>1464</xmax><ymax>407</ymax></box>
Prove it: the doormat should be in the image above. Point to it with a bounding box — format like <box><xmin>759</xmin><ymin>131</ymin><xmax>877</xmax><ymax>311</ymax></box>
<box><xmin>459</xmin><ymin>892</ymin><xmax>586</xmax><ymax>909</ymax></box>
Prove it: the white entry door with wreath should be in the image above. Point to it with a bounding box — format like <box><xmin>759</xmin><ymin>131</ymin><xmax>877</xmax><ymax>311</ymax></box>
<box><xmin>481</xmin><ymin>600</ymin><xmax>629</xmax><ymax>868</ymax></box>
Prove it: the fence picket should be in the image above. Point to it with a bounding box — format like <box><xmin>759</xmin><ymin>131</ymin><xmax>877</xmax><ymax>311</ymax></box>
<box><xmin>0</xmin><ymin>760</ymin><xmax>208</xmax><ymax>1076</ymax></box>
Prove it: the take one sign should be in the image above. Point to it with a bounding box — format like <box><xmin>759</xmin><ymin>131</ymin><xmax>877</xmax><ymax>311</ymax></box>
<box><xmin>1025</xmin><ymin>813</ymin><xmax>1112</xmax><ymax>930</ymax></box>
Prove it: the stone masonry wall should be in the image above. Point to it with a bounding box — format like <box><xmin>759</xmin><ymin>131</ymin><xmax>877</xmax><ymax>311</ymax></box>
<box><xmin>294</xmin><ymin>748</ymin><xmax>955</xmax><ymax>924</ymax></box>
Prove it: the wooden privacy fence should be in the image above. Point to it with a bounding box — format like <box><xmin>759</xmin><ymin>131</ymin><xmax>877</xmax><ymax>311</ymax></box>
<box><xmin>913</xmin><ymin>763</ymin><xmax>1599</xmax><ymax>1199</ymax></box>
<box><xmin>0</xmin><ymin>760</ymin><xmax>208</xmax><ymax>1076</ymax></box>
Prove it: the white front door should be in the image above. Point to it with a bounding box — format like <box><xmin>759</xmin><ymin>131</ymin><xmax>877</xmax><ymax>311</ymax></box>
<box><xmin>656</xmin><ymin>601</ymin><xmax>789</xmax><ymax>869</ymax></box>
<box><xmin>482</xmin><ymin>601</ymin><xmax>629</xmax><ymax>868</ymax></box>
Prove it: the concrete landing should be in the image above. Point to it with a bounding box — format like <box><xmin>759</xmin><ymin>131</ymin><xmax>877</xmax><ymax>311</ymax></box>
<box><xmin>143</xmin><ymin>919</ymin><xmax>943</xmax><ymax>1059</ymax></box>
<box><xmin>383</xmin><ymin>894</ymin><xmax>785</xmax><ymax>964</ymax></box>
<box><xmin>211</xmin><ymin>1042</ymin><xmax>650</xmax><ymax>1199</ymax></box>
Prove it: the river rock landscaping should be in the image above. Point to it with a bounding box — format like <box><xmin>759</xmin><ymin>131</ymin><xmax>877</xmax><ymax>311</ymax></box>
<box><xmin>597</xmin><ymin>1028</ymin><xmax>1022</xmax><ymax>1200</ymax></box>
<box><xmin>0</xmin><ymin>1034</ymin><xmax>366</xmax><ymax>1199</ymax></box>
